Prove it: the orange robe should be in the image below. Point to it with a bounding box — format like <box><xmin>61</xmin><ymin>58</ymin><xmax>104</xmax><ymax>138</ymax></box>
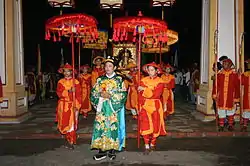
<box><xmin>56</xmin><ymin>78</ymin><xmax>82</xmax><ymax>144</ymax></box>
<box><xmin>161</xmin><ymin>74</ymin><xmax>175</xmax><ymax>116</ymax></box>
<box><xmin>78</xmin><ymin>73</ymin><xmax>92</xmax><ymax>116</ymax></box>
<box><xmin>139</xmin><ymin>76</ymin><xmax>166</xmax><ymax>145</ymax></box>
<box><xmin>125</xmin><ymin>72</ymin><xmax>139</xmax><ymax>112</ymax></box>
<box><xmin>212</xmin><ymin>69</ymin><xmax>240</xmax><ymax>110</ymax></box>
<box><xmin>242</xmin><ymin>71</ymin><xmax>250</xmax><ymax>112</ymax></box>
<box><xmin>0</xmin><ymin>76</ymin><xmax>3</xmax><ymax>103</ymax></box>
<box><xmin>91</xmin><ymin>67</ymin><xmax>105</xmax><ymax>86</ymax></box>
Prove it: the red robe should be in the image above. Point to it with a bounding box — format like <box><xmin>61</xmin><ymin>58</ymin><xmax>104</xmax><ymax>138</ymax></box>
<box><xmin>78</xmin><ymin>73</ymin><xmax>92</xmax><ymax>114</ymax></box>
<box><xmin>91</xmin><ymin>67</ymin><xmax>105</xmax><ymax>87</ymax></box>
<box><xmin>139</xmin><ymin>76</ymin><xmax>167</xmax><ymax>139</ymax></box>
<box><xmin>241</xmin><ymin>71</ymin><xmax>250</xmax><ymax>111</ymax></box>
<box><xmin>56</xmin><ymin>78</ymin><xmax>82</xmax><ymax>144</ymax></box>
<box><xmin>212</xmin><ymin>69</ymin><xmax>240</xmax><ymax>110</ymax></box>
<box><xmin>125</xmin><ymin>71</ymin><xmax>139</xmax><ymax>111</ymax></box>
<box><xmin>161</xmin><ymin>74</ymin><xmax>175</xmax><ymax>116</ymax></box>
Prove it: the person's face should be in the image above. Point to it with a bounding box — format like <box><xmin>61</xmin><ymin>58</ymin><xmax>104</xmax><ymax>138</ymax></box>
<box><xmin>130</xmin><ymin>67</ymin><xmax>136</xmax><ymax>72</ymax></box>
<box><xmin>165</xmin><ymin>68</ymin><xmax>171</xmax><ymax>74</ymax></box>
<box><xmin>147</xmin><ymin>66</ymin><xmax>157</xmax><ymax>77</ymax></box>
<box><xmin>82</xmin><ymin>67</ymin><xmax>88</xmax><ymax>74</ymax></box>
<box><xmin>222</xmin><ymin>61</ymin><xmax>231</xmax><ymax>69</ymax></box>
<box><xmin>63</xmin><ymin>69</ymin><xmax>72</xmax><ymax>77</ymax></box>
<box><xmin>95</xmin><ymin>59</ymin><xmax>102</xmax><ymax>66</ymax></box>
<box><xmin>105</xmin><ymin>62</ymin><xmax>115</xmax><ymax>75</ymax></box>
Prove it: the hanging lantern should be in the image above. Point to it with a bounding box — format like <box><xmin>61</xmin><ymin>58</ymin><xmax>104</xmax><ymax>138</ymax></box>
<box><xmin>100</xmin><ymin>0</ymin><xmax>123</xmax><ymax>9</ymax></box>
<box><xmin>151</xmin><ymin>0</ymin><xmax>175</xmax><ymax>7</ymax></box>
<box><xmin>100</xmin><ymin>0</ymin><xmax>123</xmax><ymax>27</ymax></box>
<box><xmin>48</xmin><ymin>0</ymin><xmax>75</xmax><ymax>8</ymax></box>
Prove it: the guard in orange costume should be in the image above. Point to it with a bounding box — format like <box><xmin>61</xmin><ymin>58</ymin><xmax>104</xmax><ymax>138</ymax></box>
<box><xmin>125</xmin><ymin>62</ymin><xmax>139</xmax><ymax>119</ymax></box>
<box><xmin>241</xmin><ymin>59</ymin><xmax>250</xmax><ymax>131</ymax></box>
<box><xmin>161</xmin><ymin>64</ymin><xmax>175</xmax><ymax>118</ymax></box>
<box><xmin>138</xmin><ymin>62</ymin><xmax>167</xmax><ymax>154</ymax></box>
<box><xmin>212</xmin><ymin>58</ymin><xmax>240</xmax><ymax>131</ymax></box>
<box><xmin>56</xmin><ymin>63</ymin><xmax>82</xmax><ymax>149</ymax></box>
<box><xmin>78</xmin><ymin>65</ymin><xmax>92</xmax><ymax>119</ymax></box>
<box><xmin>91</xmin><ymin>56</ymin><xmax>105</xmax><ymax>86</ymax></box>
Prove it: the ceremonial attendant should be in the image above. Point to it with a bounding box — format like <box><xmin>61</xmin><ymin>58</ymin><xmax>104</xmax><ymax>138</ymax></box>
<box><xmin>37</xmin><ymin>72</ymin><xmax>46</xmax><ymax>103</ymax></box>
<box><xmin>26</xmin><ymin>68</ymin><xmax>37</xmax><ymax>105</ymax></box>
<box><xmin>161</xmin><ymin>64</ymin><xmax>175</xmax><ymax>118</ymax></box>
<box><xmin>190</xmin><ymin>63</ymin><xmax>200</xmax><ymax>104</ymax></box>
<box><xmin>91</xmin><ymin>56</ymin><xmax>127</xmax><ymax>161</ymax></box>
<box><xmin>241</xmin><ymin>59</ymin><xmax>250</xmax><ymax>131</ymax></box>
<box><xmin>125</xmin><ymin>62</ymin><xmax>139</xmax><ymax>119</ymax></box>
<box><xmin>212</xmin><ymin>58</ymin><xmax>240</xmax><ymax>131</ymax></box>
<box><xmin>78</xmin><ymin>65</ymin><xmax>92</xmax><ymax>119</ymax></box>
<box><xmin>56</xmin><ymin>63</ymin><xmax>82</xmax><ymax>149</ymax></box>
<box><xmin>138</xmin><ymin>62</ymin><xmax>166</xmax><ymax>154</ymax></box>
<box><xmin>91</xmin><ymin>56</ymin><xmax>105</xmax><ymax>86</ymax></box>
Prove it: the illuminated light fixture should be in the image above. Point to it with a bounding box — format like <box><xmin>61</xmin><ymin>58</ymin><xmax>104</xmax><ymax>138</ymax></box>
<box><xmin>48</xmin><ymin>0</ymin><xmax>75</xmax><ymax>8</ymax></box>
<box><xmin>151</xmin><ymin>0</ymin><xmax>176</xmax><ymax>20</ymax></box>
<box><xmin>152</xmin><ymin>0</ymin><xmax>175</xmax><ymax>7</ymax></box>
<box><xmin>100</xmin><ymin>0</ymin><xmax>123</xmax><ymax>9</ymax></box>
<box><xmin>100</xmin><ymin>0</ymin><xmax>123</xmax><ymax>27</ymax></box>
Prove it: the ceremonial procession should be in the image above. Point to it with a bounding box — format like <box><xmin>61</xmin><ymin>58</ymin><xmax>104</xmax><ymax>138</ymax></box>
<box><xmin>0</xmin><ymin>0</ymin><xmax>250</xmax><ymax>165</ymax></box>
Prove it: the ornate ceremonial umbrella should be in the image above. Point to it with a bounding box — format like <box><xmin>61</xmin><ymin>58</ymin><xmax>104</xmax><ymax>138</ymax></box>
<box><xmin>45</xmin><ymin>13</ymin><xmax>98</xmax><ymax>122</ymax></box>
<box><xmin>142</xmin><ymin>29</ymin><xmax>178</xmax><ymax>62</ymax></box>
<box><xmin>112</xmin><ymin>11</ymin><xmax>168</xmax><ymax>148</ymax></box>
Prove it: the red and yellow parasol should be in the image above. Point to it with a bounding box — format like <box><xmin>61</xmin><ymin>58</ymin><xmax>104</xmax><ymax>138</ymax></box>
<box><xmin>112</xmin><ymin>11</ymin><xmax>168</xmax><ymax>148</ymax></box>
<box><xmin>45</xmin><ymin>13</ymin><xmax>98</xmax><ymax>43</ymax></box>
<box><xmin>45</xmin><ymin>13</ymin><xmax>98</xmax><ymax>126</ymax></box>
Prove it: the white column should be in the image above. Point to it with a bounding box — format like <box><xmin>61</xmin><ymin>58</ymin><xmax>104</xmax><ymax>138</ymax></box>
<box><xmin>200</xmin><ymin>0</ymin><xmax>210</xmax><ymax>84</ymax></box>
<box><xmin>0</xmin><ymin>0</ymin><xmax>5</xmax><ymax>84</ymax></box>
<box><xmin>14</xmin><ymin>0</ymin><xmax>24</xmax><ymax>85</ymax></box>
<box><xmin>217</xmin><ymin>0</ymin><xmax>236</xmax><ymax>64</ymax></box>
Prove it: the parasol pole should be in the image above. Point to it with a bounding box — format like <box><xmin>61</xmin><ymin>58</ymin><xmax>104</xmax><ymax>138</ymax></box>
<box><xmin>159</xmin><ymin>42</ymin><xmax>162</xmax><ymax>64</ymax></box>
<box><xmin>110</xmin><ymin>12</ymin><xmax>113</xmax><ymax>28</ymax></box>
<box><xmin>239</xmin><ymin>32</ymin><xmax>245</xmax><ymax>126</ymax></box>
<box><xmin>137</xmin><ymin>26</ymin><xmax>143</xmax><ymax>149</ymax></box>
<box><xmin>78</xmin><ymin>41</ymin><xmax>81</xmax><ymax>77</ymax></box>
<box><xmin>161</xmin><ymin>5</ymin><xmax>164</xmax><ymax>20</ymax></box>
<box><xmin>71</xmin><ymin>34</ymin><xmax>77</xmax><ymax>127</ymax></box>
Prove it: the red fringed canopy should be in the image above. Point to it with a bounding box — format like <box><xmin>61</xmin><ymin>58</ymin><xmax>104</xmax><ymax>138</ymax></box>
<box><xmin>113</xmin><ymin>11</ymin><xmax>168</xmax><ymax>44</ymax></box>
<box><xmin>45</xmin><ymin>13</ymin><xmax>98</xmax><ymax>43</ymax></box>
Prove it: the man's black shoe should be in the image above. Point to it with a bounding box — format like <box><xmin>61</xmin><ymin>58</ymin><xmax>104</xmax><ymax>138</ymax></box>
<box><xmin>108</xmin><ymin>150</ymin><xmax>116</xmax><ymax>160</ymax></box>
<box><xmin>93</xmin><ymin>153</ymin><xmax>107</xmax><ymax>161</ymax></box>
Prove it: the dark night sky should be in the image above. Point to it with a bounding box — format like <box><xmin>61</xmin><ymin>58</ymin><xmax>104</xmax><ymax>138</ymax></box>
<box><xmin>22</xmin><ymin>0</ymin><xmax>250</xmax><ymax>71</ymax></box>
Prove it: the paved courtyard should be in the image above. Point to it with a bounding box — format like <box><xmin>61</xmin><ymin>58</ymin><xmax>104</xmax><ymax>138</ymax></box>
<box><xmin>0</xmin><ymin>138</ymin><xmax>250</xmax><ymax>166</ymax></box>
<box><xmin>0</xmin><ymin>99</ymin><xmax>250</xmax><ymax>165</ymax></box>
<box><xmin>0</xmin><ymin>99</ymin><xmax>249</xmax><ymax>139</ymax></box>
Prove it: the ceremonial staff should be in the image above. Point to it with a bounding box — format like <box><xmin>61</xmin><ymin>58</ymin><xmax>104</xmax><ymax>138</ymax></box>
<box><xmin>239</xmin><ymin>32</ymin><xmax>245</xmax><ymax>126</ymax></box>
<box><xmin>214</xmin><ymin>30</ymin><xmax>219</xmax><ymax>129</ymax></box>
